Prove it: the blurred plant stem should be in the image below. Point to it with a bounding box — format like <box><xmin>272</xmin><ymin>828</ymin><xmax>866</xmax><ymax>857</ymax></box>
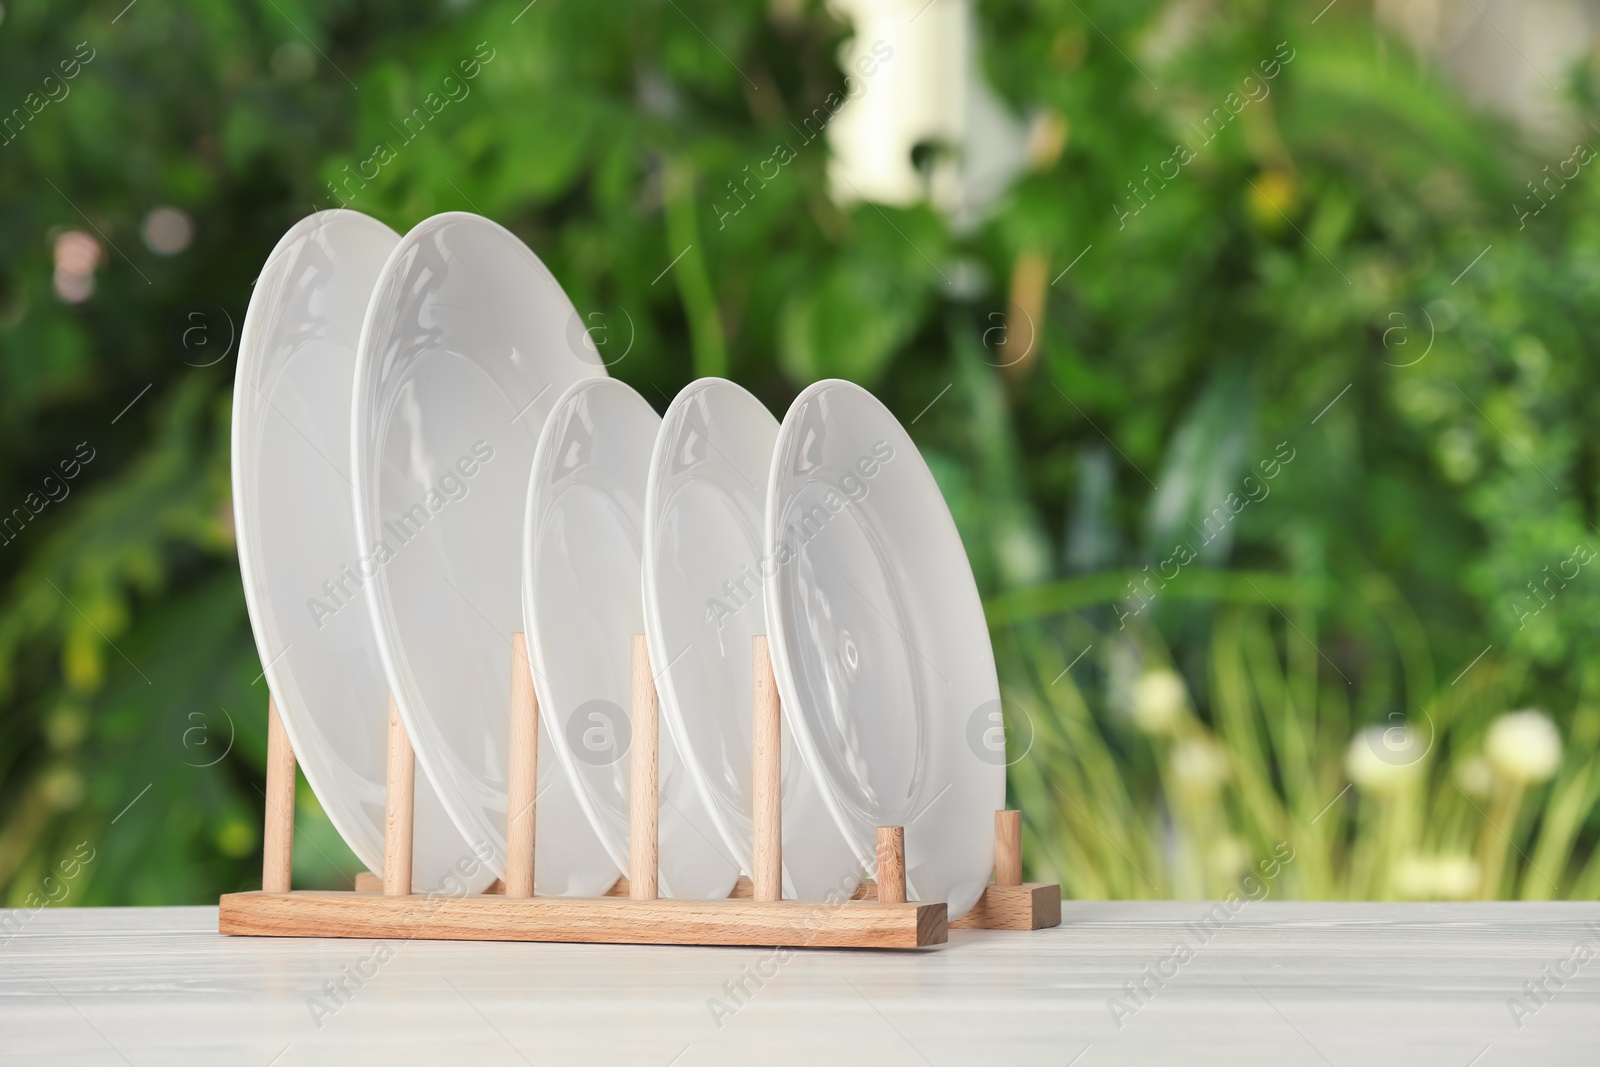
<box><xmin>663</xmin><ymin>158</ymin><xmax>728</xmax><ymax>380</ymax></box>
<box><xmin>985</xmin><ymin>569</ymin><xmax>1317</xmax><ymax>627</ymax></box>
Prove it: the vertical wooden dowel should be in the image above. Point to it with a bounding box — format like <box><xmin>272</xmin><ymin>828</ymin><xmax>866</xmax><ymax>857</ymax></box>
<box><xmin>995</xmin><ymin>809</ymin><xmax>1022</xmax><ymax>887</ymax></box>
<box><xmin>752</xmin><ymin>635</ymin><xmax>782</xmax><ymax>903</ymax></box>
<box><xmin>262</xmin><ymin>696</ymin><xmax>295</xmax><ymax>894</ymax></box>
<box><xmin>506</xmin><ymin>633</ymin><xmax>539</xmax><ymax>899</ymax></box>
<box><xmin>629</xmin><ymin>635</ymin><xmax>659</xmax><ymax>901</ymax></box>
<box><xmin>383</xmin><ymin>694</ymin><xmax>415</xmax><ymax>896</ymax></box>
<box><xmin>876</xmin><ymin>826</ymin><xmax>906</xmax><ymax>903</ymax></box>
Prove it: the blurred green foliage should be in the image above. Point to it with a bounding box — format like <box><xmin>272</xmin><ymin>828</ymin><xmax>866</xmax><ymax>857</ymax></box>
<box><xmin>1</xmin><ymin>0</ymin><xmax>1598</xmax><ymax>906</ymax></box>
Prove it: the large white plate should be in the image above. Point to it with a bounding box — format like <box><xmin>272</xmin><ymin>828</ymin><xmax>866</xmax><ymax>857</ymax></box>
<box><xmin>351</xmin><ymin>212</ymin><xmax>617</xmax><ymax>894</ymax></box>
<box><xmin>764</xmin><ymin>379</ymin><xmax>1003</xmax><ymax>918</ymax></box>
<box><xmin>642</xmin><ymin>378</ymin><xmax>862</xmax><ymax>900</ymax></box>
<box><xmin>233</xmin><ymin>210</ymin><xmax>489</xmax><ymax>892</ymax></box>
<box><xmin>523</xmin><ymin>378</ymin><xmax>740</xmax><ymax>899</ymax></box>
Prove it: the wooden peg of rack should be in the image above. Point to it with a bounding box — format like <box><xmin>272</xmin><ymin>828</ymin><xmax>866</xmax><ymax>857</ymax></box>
<box><xmin>629</xmin><ymin>634</ymin><xmax>659</xmax><ymax>901</ymax></box>
<box><xmin>383</xmin><ymin>694</ymin><xmax>415</xmax><ymax>896</ymax></box>
<box><xmin>995</xmin><ymin>810</ymin><xmax>1022</xmax><ymax>886</ymax></box>
<box><xmin>505</xmin><ymin>633</ymin><xmax>539</xmax><ymax>898</ymax></box>
<box><xmin>876</xmin><ymin>826</ymin><xmax>906</xmax><ymax>903</ymax></box>
<box><xmin>752</xmin><ymin>635</ymin><xmax>782</xmax><ymax>903</ymax></box>
<box><xmin>947</xmin><ymin>809</ymin><xmax>1060</xmax><ymax>931</ymax></box>
<box><xmin>262</xmin><ymin>696</ymin><xmax>295</xmax><ymax>894</ymax></box>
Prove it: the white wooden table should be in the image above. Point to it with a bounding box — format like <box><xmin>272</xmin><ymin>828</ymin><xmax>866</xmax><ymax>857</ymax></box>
<box><xmin>2</xmin><ymin>902</ymin><xmax>1597</xmax><ymax>1065</ymax></box>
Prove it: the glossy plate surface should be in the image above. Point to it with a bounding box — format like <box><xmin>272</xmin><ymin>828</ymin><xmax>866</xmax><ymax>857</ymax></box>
<box><xmin>351</xmin><ymin>211</ymin><xmax>616</xmax><ymax>894</ymax></box>
<box><xmin>642</xmin><ymin>378</ymin><xmax>861</xmax><ymax>900</ymax></box>
<box><xmin>524</xmin><ymin>378</ymin><xmax>740</xmax><ymax>899</ymax></box>
<box><xmin>233</xmin><ymin>210</ymin><xmax>489</xmax><ymax>891</ymax></box>
<box><xmin>764</xmin><ymin>379</ymin><xmax>1003</xmax><ymax>918</ymax></box>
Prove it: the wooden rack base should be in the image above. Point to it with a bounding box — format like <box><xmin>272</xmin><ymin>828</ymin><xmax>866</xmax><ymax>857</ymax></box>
<box><xmin>220</xmin><ymin>891</ymin><xmax>945</xmax><ymax>949</ymax></box>
<box><xmin>221</xmin><ymin>634</ymin><xmax>1059</xmax><ymax>949</ymax></box>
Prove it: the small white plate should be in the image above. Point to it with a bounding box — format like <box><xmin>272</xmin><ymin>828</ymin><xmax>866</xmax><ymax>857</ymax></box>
<box><xmin>351</xmin><ymin>212</ymin><xmax>618</xmax><ymax>895</ymax></box>
<box><xmin>642</xmin><ymin>378</ymin><xmax>861</xmax><ymax>900</ymax></box>
<box><xmin>764</xmin><ymin>379</ymin><xmax>1003</xmax><ymax>918</ymax></box>
<box><xmin>524</xmin><ymin>378</ymin><xmax>740</xmax><ymax>899</ymax></box>
<box><xmin>233</xmin><ymin>210</ymin><xmax>490</xmax><ymax>892</ymax></box>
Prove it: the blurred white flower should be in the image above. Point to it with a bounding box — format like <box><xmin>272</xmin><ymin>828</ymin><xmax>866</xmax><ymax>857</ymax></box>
<box><xmin>52</xmin><ymin>230</ymin><xmax>100</xmax><ymax>303</ymax></box>
<box><xmin>1394</xmin><ymin>855</ymin><xmax>1431</xmax><ymax>898</ymax></box>
<box><xmin>1210</xmin><ymin>835</ymin><xmax>1250</xmax><ymax>881</ymax></box>
<box><xmin>1434</xmin><ymin>854</ymin><xmax>1482</xmax><ymax>899</ymax></box>
<box><xmin>141</xmin><ymin>206</ymin><xmax>193</xmax><ymax>255</ymax></box>
<box><xmin>54</xmin><ymin>230</ymin><xmax>99</xmax><ymax>274</ymax></box>
<box><xmin>1453</xmin><ymin>755</ymin><xmax>1495</xmax><ymax>797</ymax></box>
<box><xmin>1485</xmin><ymin>709</ymin><xmax>1561</xmax><ymax>786</ymax></box>
<box><xmin>1169</xmin><ymin>736</ymin><xmax>1229</xmax><ymax>798</ymax></box>
<box><xmin>1345</xmin><ymin>725</ymin><xmax>1425</xmax><ymax>796</ymax></box>
<box><xmin>1395</xmin><ymin>853</ymin><xmax>1480</xmax><ymax>899</ymax></box>
<box><xmin>40</xmin><ymin>765</ymin><xmax>84</xmax><ymax>810</ymax></box>
<box><xmin>1131</xmin><ymin>669</ymin><xmax>1187</xmax><ymax>735</ymax></box>
<box><xmin>53</xmin><ymin>270</ymin><xmax>93</xmax><ymax>303</ymax></box>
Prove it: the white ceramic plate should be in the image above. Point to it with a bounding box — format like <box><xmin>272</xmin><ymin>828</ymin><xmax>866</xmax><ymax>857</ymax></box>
<box><xmin>523</xmin><ymin>378</ymin><xmax>740</xmax><ymax>899</ymax></box>
<box><xmin>351</xmin><ymin>211</ymin><xmax>617</xmax><ymax>894</ymax></box>
<box><xmin>764</xmin><ymin>379</ymin><xmax>1003</xmax><ymax>918</ymax></box>
<box><xmin>642</xmin><ymin>378</ymin><xmax>862</xmax><ymax>900</ymax></box>
<box><xmin>233</xmin><ymin>210</ymin><xmax>489</xmax><ymax>892</ymax></box>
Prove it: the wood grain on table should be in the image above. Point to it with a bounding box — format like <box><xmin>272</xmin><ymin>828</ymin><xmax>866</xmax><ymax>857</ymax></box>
<box><xmin>2</xmin><ymin>902</ymin><xmax>1598</xmax><ymax>1066</ymax></box>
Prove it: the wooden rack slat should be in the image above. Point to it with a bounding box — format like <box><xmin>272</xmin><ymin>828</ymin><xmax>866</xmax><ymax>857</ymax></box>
<box><xmin>220</xmin><ymin>890</ymin><xmax>945</xmax><ymax>948</ymax></box>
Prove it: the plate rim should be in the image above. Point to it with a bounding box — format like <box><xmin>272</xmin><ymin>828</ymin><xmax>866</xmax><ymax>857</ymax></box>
<box><xmin>348</xmin><ymin>210</ymin><xmax>611</xmax><ymax>889</ymax></box>
<box><xmin>640</xmin><ymin>377</ymin><xmax>770</xmax><ymax>881</ymax></box>
<box><xmin>760</xmin><ymin>377</ymin><xmax>1002</xmax><ymax>913</ymax></box>
<box><xmin>233</xmin><ymin>208</ymin><xmax>493</xmax><ymax>890</ymax></box>
<box><xmin>522</xmin><ymin>376</ymin><xmax>741</xmax><ymax>898</ymax></box>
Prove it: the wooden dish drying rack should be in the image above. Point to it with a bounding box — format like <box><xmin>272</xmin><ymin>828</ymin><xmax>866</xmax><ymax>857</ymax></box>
<box><xmin>219</xmin><ymin>636</ymin><xmax>1059</xmax><ymax>948</ymax></box>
